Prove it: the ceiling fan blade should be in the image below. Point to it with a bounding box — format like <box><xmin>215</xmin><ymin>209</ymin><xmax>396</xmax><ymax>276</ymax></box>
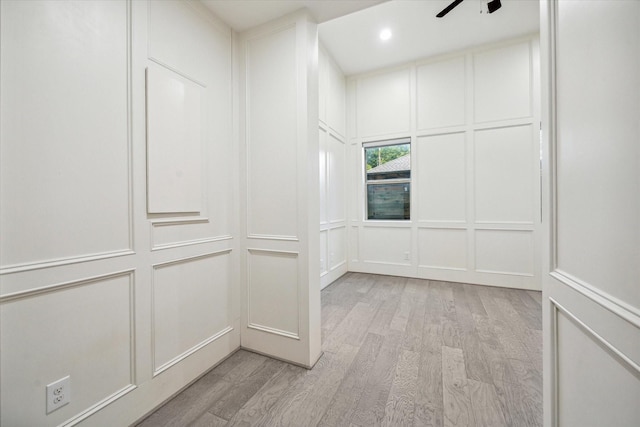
<box><xmin>436</xmin><ymin>0</ymin><xmax>464</xmax><ymax>18</ymax></box>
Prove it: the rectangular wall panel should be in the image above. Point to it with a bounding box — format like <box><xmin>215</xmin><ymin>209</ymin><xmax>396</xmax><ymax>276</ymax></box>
<box><xmin>328</xmin><ymin>135</ymin><xmax>346</xmax><ymax>223</ymax></box>
<box><xmin>320</xmin><ymin>230</ymin><xmax>328</xmax><ymax>275</ymax></box>
<box><xmin>319</xmin><ymin>129</ymin><xmax>328</xmax><ymax>225</ymax></box>
<box><xmin>417</xmin><ymin>57</ymin><xmax>466</xmax><ymax>129</ymax></box>
<box><xmin>475</xmin><ymin>125</ymin><xmax>534</xmax><ymax>223</ymax></box>
<box><xmin>319</xmin><ymin>47</ymin><xmax>329</xmax><ymax>124</ymax></box>
<box><xmin>350</xmin><ymin>226</ymin><xmax>359</xmax><ymax>262</ymax></box>
<box><xmin>554</xmin><ymin>1</ymin><xmax>640</xmax><ymax>309</ymax></box>
<box><xmin>328</xmin><ymin>57</ymin><xmax>346</xmax><ymax>137</ymax></box>
<box><xmin>247</xmin><ymin>250</ymin><xmax>299</xmax><ymax>338</ymax></box>
<box><xmin>147</xmin><ymin>63</ymin><xmax>203</xmax><ymax>214</ymax></box>
<box><xmin>329</xmin><ymin>227</ymin><xmax>346</xmax><ymax>270</ymax></box>
<box><xmin>152</xmin><ymin>252</ymin><xmax>232</xmax><ymax>373</ymax></box>
<box><xmin>0</xmin><ymin>273</ymin><xmax>134</xmax><ymax>426</ymax></box>
<box><xmin>0</xmin><ymin>0</ymin><xmax>130</xmax><ymax>267</ymax></box>
<box><xmin>475</xmin><ymin>230</ymin><xmax>533</xmax><ymax>275</ymax></box>
<box><xmin>417</xmin><ymin>133</ymin><xmax>466</xmax><ymax>222</ymax></box>
<box><xmin>418</xmin><ymin>228</ymin><xmax>467</xmax><ymax>270</ymax></box>
<box><xmin>556</xmin><ymin>310</ymin><xmax>640</xmax><ymax>427</ymax></box>
<box><xmin>246</xmin><ymin>26</ymin><xmax>298</xmax><ymax>238</ymax></box>
<box><xmin>361</xmin><ymin>227</ymin><xmax>411</xmax><ymax>265</ymax></box>
<box><xmin>356</xmin><ymin>68</ymin><xmax>411</xmax><ymax>137</ymax></box>
<box><xmin>474</xmin><ymin>41</ymin><xmax>532</xmax><ymax>123</ymax></box>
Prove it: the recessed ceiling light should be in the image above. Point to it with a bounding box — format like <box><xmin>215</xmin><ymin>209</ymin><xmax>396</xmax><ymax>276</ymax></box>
<box><xmin>379</xmin><ymin>28</ymin><xmax>392</xmax><ymax>41</ymax></box>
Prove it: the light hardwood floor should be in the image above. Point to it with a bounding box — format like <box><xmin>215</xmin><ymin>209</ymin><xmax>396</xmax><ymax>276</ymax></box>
<box><xmin>137</xmin><ymin>273</ymin><xmax>542</xmax><ymax>427</ymax></box>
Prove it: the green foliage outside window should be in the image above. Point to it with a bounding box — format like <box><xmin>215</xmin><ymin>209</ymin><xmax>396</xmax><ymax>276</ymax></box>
<box><xmin>365</xmin><ymin>144</ymin><xmax>410</xmax><ymax>170</ymax></box>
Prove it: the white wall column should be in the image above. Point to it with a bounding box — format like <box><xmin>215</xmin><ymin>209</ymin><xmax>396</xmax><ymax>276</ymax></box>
<box><xmin>238</xmin><ymin>11</ymin><xmax>321</xmax><ymax>368</ymax></box>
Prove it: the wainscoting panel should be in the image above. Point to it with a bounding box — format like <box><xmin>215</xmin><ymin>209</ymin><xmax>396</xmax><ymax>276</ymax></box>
<box><xmin>327</xmin><ymin>134</ymin><xmax>346</xmax><ymax>223</ymax></box>
<box><xmin>418</xmin><ymin>228</ymin><xmax>467</xmax><ymax>270</ymax></box>
<box><xmin>329</xmin><ymin>227</ymin><xmax>346</xmax><ymax>270</ymax></box>
<box><xmin>473</xmin><ymin>41</ymin><xmax>532</xmax><ymax>123</ymax></box>
<box><xmin>417</xmin><ymin>132</ymin><xmax>467</xmax><ymax>222</ymax></box>
<box><xmin>247</xmin><ymin>249</ymin><xmax>300</xmax><ymax>339</ymax></box>
<box><xmin>0</xmin><ymin>272</ymin><xmax>135</xmax><ymax>426</ymax></box>
<box><xmin>327</xmin><ymin>54</ymin><xmax>346</xmax><ymax>138</ymax></box>
<box><xmin>554</xmin><ymin>301</ymin><xmax>640</xmax><ymax>427</ymax></box>
<box><xmin>356</xmin><ymin>68</ymin><xmax>411</xmax><ymax>138</ymax></box>
<box><xmin>320</xmin><ymin>230</ymin><xmax>328</xmax><ymax>275</ymax></box>
<box><xmin>474</xmin><ymin>125</ymin><xmax>535</xmax><ymax>223</ymax></box>
<box><xmin>0</xmin><ymin>0</ymin><xmax>131</xmax><ymax>269</ymax></box>
<box><xmin>147</xmin><ymin>62</ymin><xmax>203</xmax><ymax>214</ymax></box>
<box><xmin>319</xmin><ymin>129</ymin><xmax>328</xmax><ymax>225</ymax></box>
<box><xmin>152</xmin><ymin>251</ymin><xmax>232</xmax><ymax>374</ymax></box>
<box><xmin>361</xmin><ymin>227</ymin><xmax>411</xmax><ymax>265</ymax></box>
<box><xmin>416</xmin><ymin>56</ymin><xmax>466</xmax><ymax>130</ymax></box>
<box><xmin>246</xmin><ymin>24</ymin><xmax>299</xmax><ymax>239</ymax></box>
<box><xmin>475</xmin><ymin>229</ymin><xmax>534</xmax><ymax>276</ymax></box>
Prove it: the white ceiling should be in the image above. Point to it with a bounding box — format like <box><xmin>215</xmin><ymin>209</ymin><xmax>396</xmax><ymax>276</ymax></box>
<box><xmin>201</xmin><ymin>0</ymin><xmax>385</xmax><ymax>32</ymax></box>
<box><xmin>201</xmin><ymin>0</ymin><xmax>540</xmax><ymax>76</ymax></box>
<box><xmin>320</xmin><ymin>0</ymin><xmax>540</xmax><ymax>75</ymax></box>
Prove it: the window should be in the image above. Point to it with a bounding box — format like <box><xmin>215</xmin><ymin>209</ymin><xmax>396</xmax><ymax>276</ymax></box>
<box><xmin>364</xmin><ymin>138</ymin><xmax>411</xmax><ymax>220</ymax></box>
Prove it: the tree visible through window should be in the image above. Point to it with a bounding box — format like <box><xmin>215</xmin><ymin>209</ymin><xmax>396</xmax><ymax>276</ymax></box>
<box><xmin>364</xmin><ymin>138</ymin><xmax>411</xmax><ymax>220</ymax></box>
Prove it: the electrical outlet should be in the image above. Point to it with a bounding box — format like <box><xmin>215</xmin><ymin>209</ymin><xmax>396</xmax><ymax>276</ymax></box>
<box><xmin>403</xmin><ymin>251</ymin><xmax>410</xmax><ymax>261</ymax></box>
<box><xmin>46</xmin><ymin>376</ymin><xmax>70</xmax><ymax>414</ymax></box>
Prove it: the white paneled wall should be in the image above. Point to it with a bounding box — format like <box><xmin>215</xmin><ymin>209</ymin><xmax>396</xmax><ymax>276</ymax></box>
<box><xmin>541</xmin><ymin>1</ymin><xmax>640</xmax><ymax>426</ymax></box>
<box><xmin>319</xmin><ymin>46</ymin><xmax>348</xmax><ymax>289</ymax></box>
<box><xmin>347</xmin><ymin>36</ymin><xmax>541</xmax><ymax>290</ymax></box>
<box><xmin>0</xmin><ymin>1</ymin><xmax>239</xmax><ymax>425</ymax></box>
<box><xmin>239</xmin><ymin>12</ymin><xmax>321</xmax><ymax>368</ymax></box>
<box><xmin>0</xmin><ymin>0</ymin><xmax>131</xmax><ymax>268</ymax></box>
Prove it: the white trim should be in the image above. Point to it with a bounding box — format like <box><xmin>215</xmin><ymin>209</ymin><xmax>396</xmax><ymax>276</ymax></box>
<box><xmin>147</xmin><ymin>57</ymin><xmax>207</xmax><ymax>88</ymax></box>
<box><xmin>152</xmin><ymin>326</ymin><xmax>234</xmax><ymax>376</ymax></box>
<box><xmin>60</xmin><ymin>384</ymin><xmax>137</xmax><ymax>427</ymax></box>
<box><xmin>247</xmin><ymin>234</ymin><xmax>299</xmax><ymax>242</ymax></box>
<box><xmin>247</xmin><ymin>323</ymin><xmax>300</xmax><ymax>340</ymax></box>
<box><xmin>549</xmin><ymin>297</ymin><xmax>640</xmax><ymax>374</ymax></box>
<box><xmin>551</xmin><ymin>270</ymin><xmax>640</xmax><ymax>328</ymax></box>
<box><xmin>150</xmin><ymin>217</ymin><xmax>209</xmax><ymax>225</ymax></box>
<box><xmin>0</xmin><ymin>250</ymin><xmax>135</xmax><ymax>276</ymax></box>
<box><xmin>0</xmin><ymin>269</ymin><xmax>135</xmax><ymax>302</ymax></box>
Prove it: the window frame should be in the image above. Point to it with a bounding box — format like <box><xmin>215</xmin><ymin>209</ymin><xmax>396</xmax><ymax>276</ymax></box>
<box><xmin>363</xmin><ymin>137</ymin><xmax>411</xmax><ymax>221</ymax></box>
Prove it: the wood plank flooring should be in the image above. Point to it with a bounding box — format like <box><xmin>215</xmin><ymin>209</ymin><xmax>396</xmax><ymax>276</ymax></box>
<box><xmin>137</xmin><ymin>273</ymin><xmax>542</xmax><ymax>427</ymax></box>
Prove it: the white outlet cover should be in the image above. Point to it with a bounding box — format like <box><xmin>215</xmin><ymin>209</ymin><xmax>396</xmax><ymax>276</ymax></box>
<box><xmin>46</xmin><ymin>375</ymin><xmax>71</xmax><ymax>414</ymax></box>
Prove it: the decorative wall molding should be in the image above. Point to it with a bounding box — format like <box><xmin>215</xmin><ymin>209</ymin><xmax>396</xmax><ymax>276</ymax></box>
<box><xmin>0</xmin><ymin>269</ymin><xmax>138</xmax><ymax>427</ymax></box>
<box><xmin>0</xmin><ymin>250</ymin><xmax>136</xmax><ymax>276</ymax></box>
<box><xmin>246</xmin><ymin>234</ymin><xmax>299</xmax><ymax>242</ymax></box>
<box><xmin>0</xmin><ymin>269</ymin><xmax>135</xmax><ymax>303</ymax></box>
<box><xmin>60</xmin><ymin>384</ymin><xmax>138</xmax><ymax>427</ymax></box>
<box><xmin>150</xmin><ymin>217</ymin><xmax>210</xmax><ymax>226</ymax></box>
<box><xmin>153</xmin><ymin>326</ymin><xmax>233</xmax><ymax>376</ymax></box>
<box><xmin>147</xmin><ymin>56</ymin><xmax>207</xmax><ymax>88</ymax></box>
<box><xmin>151</xmin><ymin>249</ymin><xmax>233</xmax><ymax>376</ymax></box>
<box><xmin>246</xmin><ymin>248</ymin><xmax>300</xmax><ymax>340</ymax></box>
<box><xmin>551</xmin><ymin>270</ymin><xmax>640</xmax><ymax>328</ymax></box>
<box><xmin>246</xmin><ymin>323</ymin><xmax>300</xmax><ymax>340</ymax></box>
<box><xmin>151</xmin><ymin>236</ymin><xmax>233</xmax><ymax>252</ymax></box>
<box><xmin>151</xmin><ymin>249</ymin><xmax>232</xmax><ymax>270</ymax></box>
<box><xmin>417</xmin><ymin>222</ymin><xmax>466</xmax><ymax>228</ymax></box>
<box><xmin>418</xmin><ymin>265</ymin><xmax>466</xmax><ymax>272</ymax></box>
<box><xmin>474</xmin><ymin>268</ymin><xmax>534</xmax><ymax>277</ymax></box>
<box><xmin>549</xmin><ymin>297</ymin><xmax>640</xmax><ymax>427</ymax></box>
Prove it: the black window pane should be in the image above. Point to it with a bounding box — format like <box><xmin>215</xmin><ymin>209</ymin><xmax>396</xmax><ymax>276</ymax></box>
<box><xmin>367</xmin><ymin>183</ymin><xmax>410</xmax><ymax>220</ymax></box>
